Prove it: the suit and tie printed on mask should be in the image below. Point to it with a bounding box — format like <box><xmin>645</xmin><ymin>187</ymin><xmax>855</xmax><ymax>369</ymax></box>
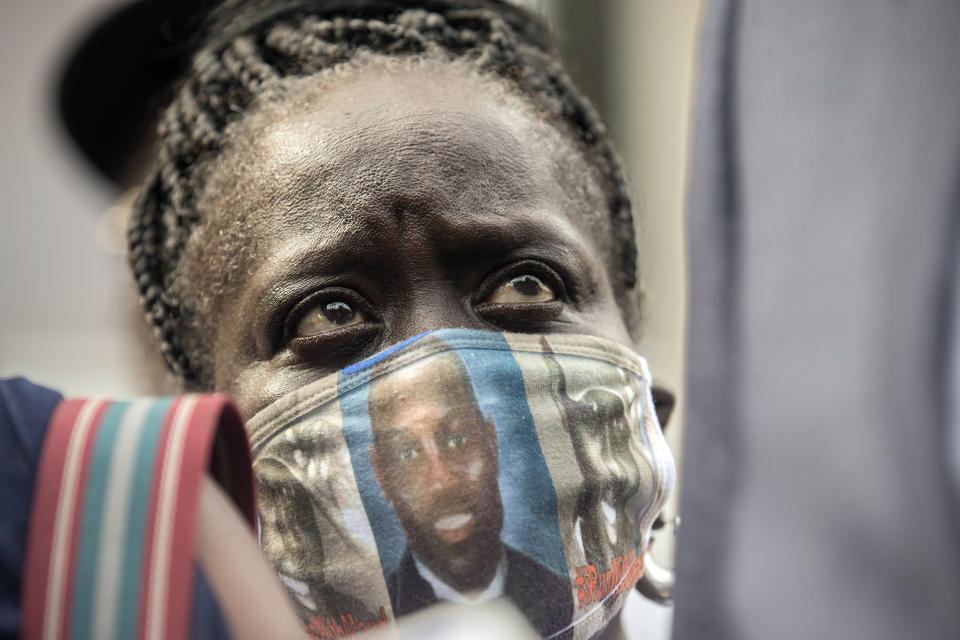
<box><xmin>246</xmin><ymin>329</ymin><xmax>675</xmax><ymax>640</ymax></box>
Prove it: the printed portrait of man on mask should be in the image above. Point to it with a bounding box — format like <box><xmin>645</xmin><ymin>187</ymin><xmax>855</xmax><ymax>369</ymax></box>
<box><xmin>366</xmin><ymin>350</ymin><xmax>573</xmax><ymax>637</ymax></box>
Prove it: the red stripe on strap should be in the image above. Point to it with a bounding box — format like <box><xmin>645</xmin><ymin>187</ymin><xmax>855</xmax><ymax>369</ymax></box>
<box><xmin>163</xmin><ymin>396</ymin><xmax>225</xmax><ymax>639</ymax></box>
<box><xmin>21</xmin><ymin>399</ymin><xmax>84</xmax><ymax>639</ymax></box>
<box><xmin>21</xmin><ymin>398</ymin><xmax>109</xmax><ymax>640</ymax></box>
<box><xmin>136</xmin><ymin>396</ymin><xmax>182</xmax><ymax>640</ymax></box>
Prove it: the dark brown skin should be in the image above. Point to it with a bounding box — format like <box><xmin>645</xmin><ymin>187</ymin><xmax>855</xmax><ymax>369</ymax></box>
<box><xmin>184</xmin><ymin>58</ymin><xmax>638</xmax><ymax>418</ymax></box>
<box><xmin>181</xmin><ymin>58</ymin><xmax>654</xmax><ymax>638</ymax></box>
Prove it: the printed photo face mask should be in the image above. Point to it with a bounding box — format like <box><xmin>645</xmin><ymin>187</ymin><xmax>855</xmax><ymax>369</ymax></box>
<box><xmin>245</xmin><ymin>329</ymin><xmax>676</xmax><ymax>640</ymax></box>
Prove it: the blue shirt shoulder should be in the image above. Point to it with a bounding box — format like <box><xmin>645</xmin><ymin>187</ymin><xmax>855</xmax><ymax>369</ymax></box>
<box><xmin>0</xmin><ymin>377</ymin><xmax>61</xmax><ymax>637</ymax></box>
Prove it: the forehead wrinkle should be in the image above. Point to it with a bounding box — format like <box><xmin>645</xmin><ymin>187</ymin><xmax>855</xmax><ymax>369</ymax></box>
<box><xmin>200</xmin><ymin>54</ymin><xmax>602</xmax><ymax>243</ymax></box>
<box><xmin>198</xmin><ymin>93</ymin><xmax>565</xmax><ymax>299</ymax></box>
<box><xmin>201</xmin><ymin>114</ymin><xmax>540</xmax><ymax>280</ymax></box>
<box><xmin>222</xmin><ymin>59</ymin><xmax>551</xmax><ymax>210</ymax></box>
<box><xmin>253</xmin><ymin>113</ymin><xmax>536</xmax><ymax>222</ymax></box>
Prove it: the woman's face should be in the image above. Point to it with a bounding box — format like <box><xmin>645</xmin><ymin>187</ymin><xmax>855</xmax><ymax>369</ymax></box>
<box><xmin>186</xmin><ymin>60</ymin><xmax>635</xmax><ymax>416</ymax></box>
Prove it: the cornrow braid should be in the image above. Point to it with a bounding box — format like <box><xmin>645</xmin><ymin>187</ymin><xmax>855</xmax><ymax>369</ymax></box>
<box><xmin>128</xmin><ymin>0</ymin><xmax>637</xmax><ymax>383</ymax></box>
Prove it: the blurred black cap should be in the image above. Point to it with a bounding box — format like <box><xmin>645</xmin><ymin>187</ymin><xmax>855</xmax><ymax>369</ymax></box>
<box><xmin>56</xmin><ymin>0</ymin><xmax>220</xmax><ymax>186</ymax></box>
<box><xmin>57</xmin><ymin>0</ymin><xmax>547</xmax><ymax>186</ymax></box>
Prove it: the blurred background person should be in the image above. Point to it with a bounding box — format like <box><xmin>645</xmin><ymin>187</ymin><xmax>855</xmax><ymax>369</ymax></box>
<box><xmin>675</xmin><ymin>1</ymin><xmax>960</xmax><ymax>639</ymax></box>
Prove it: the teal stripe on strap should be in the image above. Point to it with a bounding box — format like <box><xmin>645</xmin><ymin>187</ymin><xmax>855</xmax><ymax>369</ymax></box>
<box><xmin>115</xmin><ymin>398</ymin><xmax>173</xmax><ymax>640</ymax></box>
<box><xmin>70</xmin><ymin>401</ymin><xmax>129</xmax><ymax>639</ymax></box>
<box><xmin>91</xmin><ymin>400</ymin><xmax>156</xmax><ymax>640</ymax></box>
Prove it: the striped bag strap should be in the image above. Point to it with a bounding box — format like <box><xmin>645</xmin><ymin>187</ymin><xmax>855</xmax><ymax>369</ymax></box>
<box><xmin>20</xmin><ymin>394</ymin><xmax>256</xmax><ymax>640</ymax></box>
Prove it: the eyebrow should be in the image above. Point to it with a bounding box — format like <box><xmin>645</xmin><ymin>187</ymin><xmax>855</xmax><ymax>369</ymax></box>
<box><xmin>242</xmin><ymin>225</ymin><xmax>385</xmax><ymax>352</ymax></box>
<box><xmin>266</xmin><ymin>208</ymin><xmax>597</xmax><ymax>287</ymax></box>
<box><xmin>378</xmin><ymin>427</ymin><xmax>417</xmax><ymax>445</ymax></box>
<box><xmin>259</xmin><ymin>240</ymin><xmax>372</xmax><ymax>307</ymax></box>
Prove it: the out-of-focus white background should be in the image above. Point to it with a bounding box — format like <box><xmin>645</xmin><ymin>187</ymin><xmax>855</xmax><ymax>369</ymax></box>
<box><xmin>0</xmin><ymin>0</ymin><xmax>701</xmax><ymax>636</ymax></box>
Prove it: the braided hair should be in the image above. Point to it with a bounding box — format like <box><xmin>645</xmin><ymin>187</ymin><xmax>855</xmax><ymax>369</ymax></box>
<box><xmin>128</xmin><ymin>0</ymin><xmax>637</xmax><ymax>384</ymax></box>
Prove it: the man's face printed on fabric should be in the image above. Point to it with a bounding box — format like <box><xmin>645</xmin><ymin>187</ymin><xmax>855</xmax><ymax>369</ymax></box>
<box><xmin>368</xmin><ymin>353</ymin><xmax>504</xmax><ymax>592</ymax></box>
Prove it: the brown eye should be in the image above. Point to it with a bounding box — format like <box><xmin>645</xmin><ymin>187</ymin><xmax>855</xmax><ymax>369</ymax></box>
<box><xmin>485</xmin><ymin>274</ymin><xmax>556</xmax><ymax>304</ymax></box>
<box><xmin>295</xmin><ymin>300</ymin><xmax>366</xmax><ymax>337</ymax></box>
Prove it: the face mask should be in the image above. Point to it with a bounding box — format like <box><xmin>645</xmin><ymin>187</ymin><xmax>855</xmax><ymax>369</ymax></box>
<box><xmin>245</xmin><ymin>329</ymin><xmax>675</xmax><ymax>639</ymax></box>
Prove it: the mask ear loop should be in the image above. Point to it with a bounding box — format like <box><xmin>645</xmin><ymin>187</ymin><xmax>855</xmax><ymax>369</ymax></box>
<box><xmin>635</xmin><ymin>515</ymin><xmax>679</xmax><ymax>603</ymax></box>
<box><xmin>635</xmin><ymin>377</ymin><xmax>679</xmax><ymax>603</ymax></box>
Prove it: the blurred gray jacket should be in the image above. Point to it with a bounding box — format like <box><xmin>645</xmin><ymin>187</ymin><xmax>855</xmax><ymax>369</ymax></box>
<box><xmin>674</xmin><ymin>1</ymin><xmax>960</xmax><ymax>638</ymax></box>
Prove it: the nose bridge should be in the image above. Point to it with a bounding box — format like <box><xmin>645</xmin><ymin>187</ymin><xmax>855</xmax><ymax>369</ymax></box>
<box><xmin>421</xmin><ymin>437</ymin><xmax>457</xmax><ymax>490</ymax></box>
<box><xmin>388</xmin><ymin>283</ymin><xmax>486</xmax><ymax>341</ymax></box>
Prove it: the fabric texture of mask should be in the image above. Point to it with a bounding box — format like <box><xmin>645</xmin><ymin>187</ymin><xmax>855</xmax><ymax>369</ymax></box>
<box><xmin>245</xmin><ymin>329</ymin><xmax>675</xmax><ymax>640</ymax></box>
